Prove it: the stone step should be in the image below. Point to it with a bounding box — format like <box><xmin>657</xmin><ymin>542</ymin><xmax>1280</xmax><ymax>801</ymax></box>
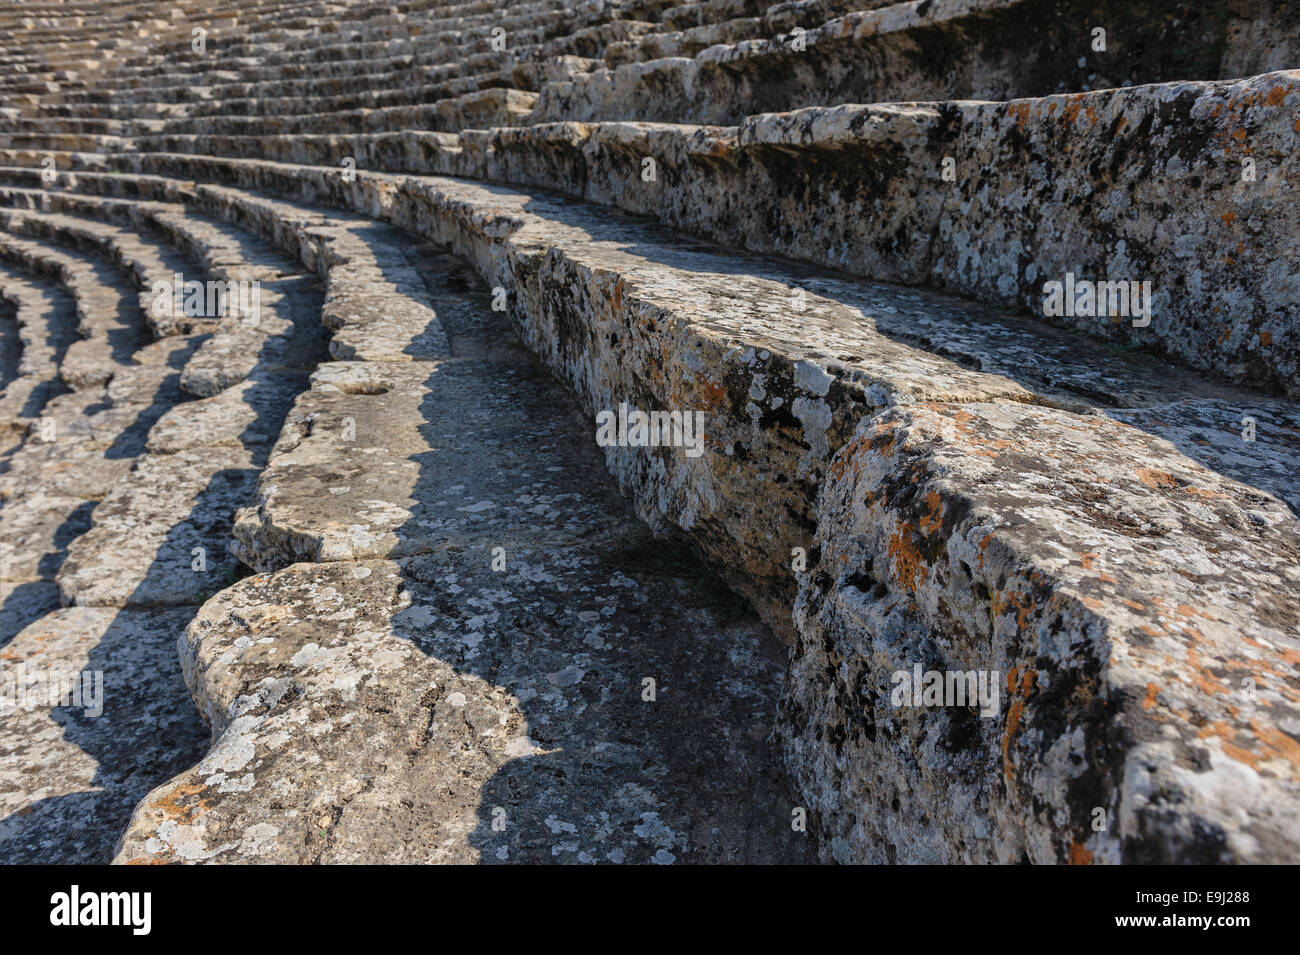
<box><xmin>0</xmin><ymin>229</ymin><xmax>149</xmax><ymax>390</ymax></box>
<box><xmin>0</xmin><ymin>184</ymin><xmax>333</xmax><ymax>396</ymax></box>
<box><xmin>0</xmin><ymin>263</ymin><xmax>77</xmax><ymax>410</ymax></box>
<box><xmin>0</xmin><ymin>191</ymin><xmax>327</xmax><ymax>862</ymax></box>
<box><xmin>0</xmin><ymin>201</ymin><xmax>208</xmax><ymax>338</ymax></box>
<box><xmin>534</xmin><ymin>0</ymin><xmax>1300</xmax><ymax>126</ymax></box>
<box><xmin>38</xmin><ymin>51</ymin><xmax>586</xmax><ymax>117</ymax></box>
<box><xmin>9</xmin><ymin>154</ymin><xmax>1300</xmax><ymax>573</ymax></box>
<box><xmin>16</xmin><ymin>68</ymin><xmax>1300</xmax><ymax>395</ymax></box>
<box><xmin>141</xmin><ymin>88</ymin><xmax>538</xmax><ymax>138</ymax></box>
<box><xmin>20</xmin><ymin>0</ymin><xmax>650</xmax><ymax>88</ymax></box>
<box><xmin>20</xmin><ymin>156</ymin><xmax>1289</xmax><ymax>864</ymax></box>
<box><xmin>789</xmin><ymin>400</ymin><xmax>1300</xmax><ymax>862</ymax></box>
<box><xmin>109</xmin><ymin>201</ymin><xmax>814</xmax><ymax>865</ymax></box>
<box><xmin>0</xmin><ymin>606</ymin><xmax>208</xmax><ymax>863</ymax></box>
<box><xmin>2</xmin><ymin>0</ymin><xmax>1297</xmax><ymax>868</ymax></box>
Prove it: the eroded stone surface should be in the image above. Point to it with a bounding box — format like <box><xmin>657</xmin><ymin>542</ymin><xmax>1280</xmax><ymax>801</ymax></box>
<box><xmin>783</xmin><ymin>402</ymin><xmax>1300</xmax><ymax>863</ymax></box>
<box><xmin>0</xmin><ymin>607</ymin><xmax>207</xmax><ymax>863</ymax></box>
<box><xmin>58</xmin><ymin>446</ymin><xmax>258</xmax><ymax>608</ymax></box>
<box><xmin>2</xmin><ymin>0</ymin><xmax>1299</xmax><ymax>867</ymax></box>
<box><xmin>116</xmin><ymin>552</ymin><xmax>810</xmax><ymax>864</ymax></box>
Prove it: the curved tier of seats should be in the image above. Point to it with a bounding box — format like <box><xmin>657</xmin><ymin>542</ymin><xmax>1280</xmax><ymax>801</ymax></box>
<box><xmin>0</xmin><ymin>0</ymin><xmax>1297</xmax><ymax>866</ymax></box>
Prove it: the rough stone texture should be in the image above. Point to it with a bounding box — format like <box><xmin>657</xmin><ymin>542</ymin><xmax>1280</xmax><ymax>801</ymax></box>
<box><xmin>783</xmin><ymin>402</ymin><xmax>1300</xmax><ymax>863</ymax></box>
<box><xmin>529</xmin><ymin>0</ymin><xmax>1296</xmax><ymax>126</ymax></box>
<box><xmin>0</xmin><ymin>188</ymin><xmax>323</xmax><ymax>858</ymax></box>
<box><xmin>57</xmin><ymin>447</ymin><xmax>259</xmax><ymax>608</ymax></box>
<box><xmin>146</xmin><ymin>372</ymin><xmax>309</xmax><ymax>455</ymax></box>
<box><xmin>115</xmin><ymin>548</ymin><xmax>807</xmax><ymax>864</ymax></box>
<box><xmin>118</xmin><ymin>215</ymin><xmax>812</xmax><ymax>864</ymax></box>
<box><xmin>147</xmin><ymin>72</ymin><xmax>1300</xmax><ymax>396</ymax></box>
<box><xmin>0</xmin><ymin>608</ymin><xmax>208</xmax><ymax>864</ymax></box>
<box><xmin>1</xmin><ymin>0</ymin><xmax>1298</xmax><ymax>867</ymax></box>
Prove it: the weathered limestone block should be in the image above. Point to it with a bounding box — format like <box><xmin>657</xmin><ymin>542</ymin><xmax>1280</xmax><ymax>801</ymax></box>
<box><xmin>116</xmin><ymin>549</ymin><xmax>807</xmax><ymax>862</ymax></box>
<box><xmin>0</xmin><ymin>489</ymin><xmax>93</xmax><ymax>582</ymax></box>
<box><xmin>320</xmin><ymin>263</ymin><xmax>451</xmax><ymax>362</ymax></box>
<box><xmin>533</xmin><ymin>0</ymin><xmax>1299</xmax><ymax>126</ymax></box>
<box><xmin>0</xmin><ymin>388</ymin><xmax>148</xmax><ymax>501</ymax></box>
<box><xmin>0</xmin><ymin>607</ymin><xmax>206</xmax><ymax>863</ymax></box>
<box><xmin>146</xmin><ymin>372</ymin><xmax>309</xmax><ymax>455</ymax></box>
<box><xmin>781</xmin><ymin>402</ymin><xmax>1300</xmax><ymax>863</ymax></box>
<box><xmin>58</xmin><ymin>447</ymin><xmax>258</xmax><ymax>607</ymax></box>
<box><xmin>438</xmin><ymin>74</ymin><xmax>1300</xmax><ymax>394</ymax></box>
<box><xmin>60</xmin><ymin>156</ymin><xmax>1295</xmax><ymax>637</ymax></box>
<box><xmin>129</xmin><ymin>71</ymin><xmax>1300</xmax><ymax>394</ymax></box>
<box><xmin>230</xmin><ymin>360</ymin><xmax>448</xmax><ymax>569</ymax></box>
<box><xmin>178</xmin><ymin>277</ymin><xmax>328</xmax><ymax>397</ymax></box>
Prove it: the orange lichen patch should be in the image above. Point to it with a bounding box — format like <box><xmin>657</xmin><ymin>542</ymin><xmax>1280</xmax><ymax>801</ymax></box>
<box><xmin>1068</xmin><ymin>841</ymin><xmax>1094</xmax><ymax>865</ymax></box>
<box><xmin>1265</xmin><ymin>85</ymin><xmax>1291</xmax><ymax>107</ymax></box>
<box><xmin>1001</xmin><ymin>667</ymin><xmax>1038</xmax><ymax>783</ymax></box>
<box><xmin>888</xmin><ymin>523</ymin><xmax>928</xmax><ymax>592</ymax></box>
<box><xmin>993</xmin><ymin>587</ymin><xmax>1035</xmax><ymax>635</ymax></box>
<box><xmin>1060</xmin><ymin>96</ymin><xmax>1085</xmax><ymax>126</ymax></box>
<box><xmin>1142</xmin><ymin>683</ymin><xmax>1161</xmax><ymax>710</ymax></box>
<box><xmin>1259</xmin><ymin>331</ymin><xmax>1273</xmax><ymax>346</ymax></box>
<box><xmin>1221</xmin><ymin>212</ymin><xmax>1237</xmax><ymax>227</ymax></box>
<box><xmin>705</xmin><ymin>139</ymin><xmax>730</xmax><ymax>158</ymax></box>
<box><xmin>1198</xmin><ymin>722</ymin><xmax>1262</xmax><ymax>769</ymax></box>
<box><xmin>1186</xmin><ymin>646</ymin><xmax>1230</xmax><ymax>696</ymax></box>
<box><xmin>694</xmin><ymin>375</ymin><xmax>729</xmax><ymax>414</ymax></box>
<box><xmin>148</xmin><ymin>783</ymin><xmax>210</xmax><ymax>825</ymax></box>
<box><xmin>1184</xmin><ymin>486</ymin><xmax>1230</xmax><ymax>500</ymax></box>
<box><xmin>1115</xmin><ymin>115</ymin><xmax>1128</xmax><ymax>133</ymax></box>
<box><xmin>1007</xmin><ymin>102</ymin><xmax>1032</xmax><ymax>130</ymax></box>
<box><xmin>919</xmin><ymin>490</ymin><xmax>944</xmax><ymax>534</ymax></box>
<box><xmin>1136</xmin><ymin>467</ymin><xmax>1176</xmax><ymax>489</ymax></box>
<box><xmin>1251</xmin><ymin>719</ymin><xmax>1300</xmax><ymax>773</ymax></box>
<box><xmin>1080</xmin><ymin>552</ymin><xmax>1100</xmax><ymax>570</ymax></box>
<box><xmin>828</xmin><ymin>429</ymin><xmax>879</xmax><ymax>482</ymax></box>
<box><xmin>1081</xmin><ymin>596</ymin><xmax>1103</xmax><ymax>611</ymax></box>
<box><xmin>1121</xmin><ymin>599</ymin><xmax>1145</xmax><ymax>612</ymax></box>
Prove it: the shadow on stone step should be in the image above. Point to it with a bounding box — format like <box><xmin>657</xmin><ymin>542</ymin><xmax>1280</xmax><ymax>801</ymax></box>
<box><xmin>379</xmin><ymin>247</ymin><xmax>817</xmax><ymax>863</ymax></box>
<box><xmin>0</xmin><ymin>271</ymin><xmax>324</xmax><ymax>863</ymax></box>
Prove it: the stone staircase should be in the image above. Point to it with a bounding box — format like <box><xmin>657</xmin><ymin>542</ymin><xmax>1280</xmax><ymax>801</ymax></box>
<box><xmin>0</xmin><ymin>0</ymin><xmax>1296</xmax><ymax>865</ymax></box>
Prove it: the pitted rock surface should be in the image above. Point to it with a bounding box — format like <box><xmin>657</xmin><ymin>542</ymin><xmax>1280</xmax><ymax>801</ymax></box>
<box><xmin>0</xmin><ymin>607</ymin><xmax>207</xmax><ymax>864</ymax></box>
<box><xmin>1</xmin><ymin>0</ymin><xmax>1298</xmax><ymax>866</ymax></box>
<box><xmin>0</xmin><ymin>191</ymin><xmax>323</xmax><ymax>859</ymax></box>
<box><xmin>783</xmin><ymin>401</ymin><xmax>1300</xmax><ymax>863</ymax></box>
